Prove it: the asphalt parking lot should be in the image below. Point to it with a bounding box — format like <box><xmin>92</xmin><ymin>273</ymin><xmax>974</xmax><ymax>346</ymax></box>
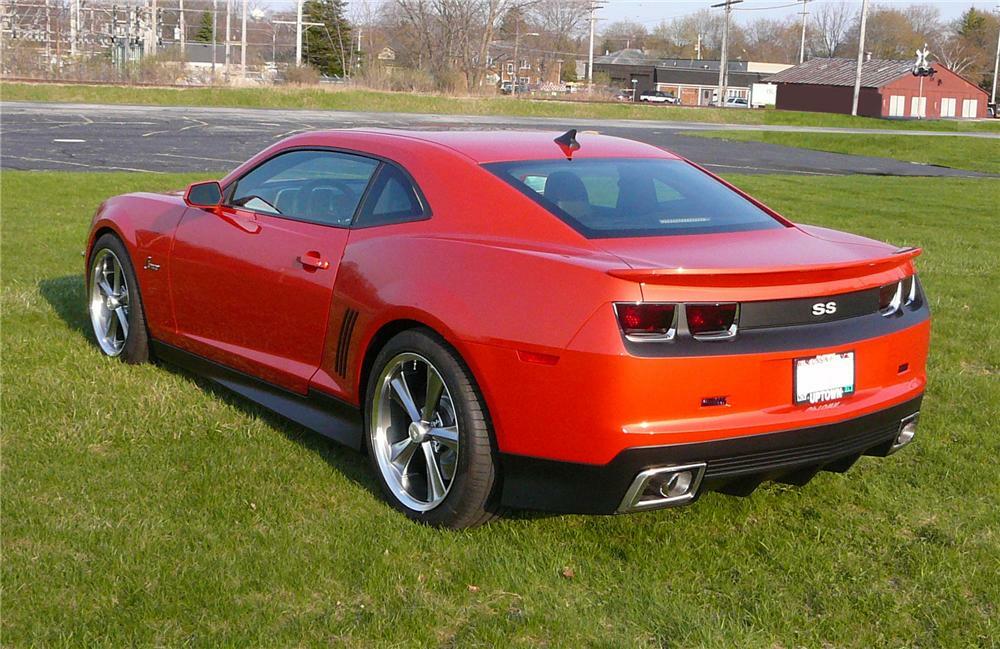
<box><xmin>2</xmin><ymin>101</ymin><xmax>994</xmax><ymax>177</ymax></box>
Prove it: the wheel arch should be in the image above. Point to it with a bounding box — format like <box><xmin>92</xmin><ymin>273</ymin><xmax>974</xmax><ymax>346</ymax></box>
<box><xmin>85</xmin><ymin>223</ymin><xmax>134</xmax><ymax>287</ymax></box>
<box><xmin>86</xmin><ymin>213</ymin><xmax>139</xmax><ymax>270</ymax></box>
<box><xmin>357</xmin><ymin>318</ymin><xmax>428</xmax><ymax>407</ymax></box>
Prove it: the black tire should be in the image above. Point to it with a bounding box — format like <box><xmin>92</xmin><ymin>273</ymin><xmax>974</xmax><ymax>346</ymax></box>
<box><xmin>87</xmin><ymin>233</ymin><xmax>150</xmax><ymax>364</ymax></box>
<box><xmin>364</xmin><ymin>328</ymin><xmax>501</xmax><ymax>528</ymax></box>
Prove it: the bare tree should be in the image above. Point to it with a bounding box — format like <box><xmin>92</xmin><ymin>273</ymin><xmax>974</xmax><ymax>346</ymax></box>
<box><xmin>744</xmin><ymin>17</ymin><xmax>798</xmax><ymax>64</ymax></box>
<box><xmin>529</xmin><ymin>0</ymin><xmax>588</xmax><ymax>51</ymax></box>
<box><xmin>600</xmin><ymin>19</ymin><xmax>648</xmax><ymax>52</ymax></box>
<box><xmin>845</xmin><ymin>4</ymin><xmax>927</xmax><ymax>60</ymax></box>
<box><xmin>393</xmin><ymin>0</ymin><xmax>531</xmax><ymax>92</ymax></box>
<box><xmin>656</xmin><ymin>9</ymin><xmax>727</xmax><ymax>59</ymax></box>
<box><xmin>933</xmin><ymin>33</ymin><xmax>975</xmax><ymax>76</ymax></box>
<box><xmin>812</xmin><ymin>1</ymin><xmax>853</xmax><ymax>57</ymax></box>
<box><xmin>903</xmin><ymin>4</ymin><xmax>943</xmax><ymax>43</ymax></box>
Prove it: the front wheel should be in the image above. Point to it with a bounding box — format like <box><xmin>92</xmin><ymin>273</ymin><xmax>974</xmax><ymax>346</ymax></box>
<box><xmin>87</xmin><ymin>233</ymin><xmax>150</xmax><ymax>363</ymax></box>
<box><xmin>365</xmin><ymin>329</ymin><xmax>500</xmax><ymax>528</ymax></box>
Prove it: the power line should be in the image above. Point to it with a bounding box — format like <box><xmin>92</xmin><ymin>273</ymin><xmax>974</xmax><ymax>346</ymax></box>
<box><xmin>733</xmin><ymin>2</ymin><xmax>801</xmax><ymax>11</ymax></box>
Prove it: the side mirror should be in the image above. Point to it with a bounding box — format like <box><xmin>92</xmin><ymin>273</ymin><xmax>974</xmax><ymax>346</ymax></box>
<box><xmin>184</xmin><ymin>181</ymin><xmax>223</xmax><ymax>209</ymax></box>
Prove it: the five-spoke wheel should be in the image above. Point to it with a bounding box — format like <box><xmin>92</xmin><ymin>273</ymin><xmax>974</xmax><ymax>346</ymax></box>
<box><xmin>89</xmin><ymin>248</ymin><xmax>131</xmax><ymax>356</ymax></box>
<box><xmin>87</xmin><ymin>233</ymin><xmax>150</xmax><ymax>363</ymax></box>
<box><xmin>365</xmin><ymin>329</ymin><xmax>500</xmax><ymax>528</ymax></box>
<box><xmin>371</xmin><ymin>353</ymin><xmax>459</xmax><ymax>511</ymax></box>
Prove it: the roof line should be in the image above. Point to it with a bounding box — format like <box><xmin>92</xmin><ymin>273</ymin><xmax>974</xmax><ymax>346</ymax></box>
<box><xmin>311</xmin><ymin>128</ymin><xmax>484</xmax><ymax>165</ymax></box>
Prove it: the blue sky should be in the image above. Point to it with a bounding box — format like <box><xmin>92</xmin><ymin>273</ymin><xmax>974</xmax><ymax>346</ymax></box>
<box><xmin>598</xmin><ymin>0</ymin><xmax>992</xmax><ymax>28</ymax></box>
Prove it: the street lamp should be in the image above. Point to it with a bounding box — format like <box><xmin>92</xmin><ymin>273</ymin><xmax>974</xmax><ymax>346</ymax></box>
<box><xmin>631</xmin><ymin>77</ymin><xmax>638</xmax><ymax>102</ymax></box>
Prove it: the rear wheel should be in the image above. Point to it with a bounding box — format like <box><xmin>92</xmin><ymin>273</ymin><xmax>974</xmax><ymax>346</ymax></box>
<box><xmin>365</xmin><ymin>329</ymin><xmax>500</xmax><ymax>528</ymax></box>
<box><xmin>87</xmin><ymin>233</ymin><xmax>149</xmax><ymax>363</ymax></box>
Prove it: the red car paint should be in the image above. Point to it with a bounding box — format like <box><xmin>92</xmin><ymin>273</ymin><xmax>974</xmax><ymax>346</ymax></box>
<box><xmin>86</xmin><ymin>130</ymin><xmax>929</xmax><ymax>468</ymax></box>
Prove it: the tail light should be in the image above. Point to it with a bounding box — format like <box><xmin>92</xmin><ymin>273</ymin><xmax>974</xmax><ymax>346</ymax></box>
<box><xmin>880</xmin><ymin>274</ymin><xmax>919</xmax><ymax>316</ymax></box>
<box><xmin>614</xmin><ymin>303</ymin><xmax>677</xmax><ymax>341</ymax></box>
<box><xmin>903</xmin><ymin>275</ymin><xmax>919</xmax><ymax>306</ymax></box>
<box><xmin>686</xmin><ymin>303</ymin><xmax>739</xmax><ymax>339</ymax></box>
<box><xmin>879</xmin><ymin>282</ymin><xmax>901</xmax><ymax>315</ymax></box>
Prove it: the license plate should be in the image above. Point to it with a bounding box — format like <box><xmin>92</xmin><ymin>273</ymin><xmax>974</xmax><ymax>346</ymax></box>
<box><xmin>794</xmin><ymin>352</ymin><xmax>855</xmax><ymax>404</ymax></box>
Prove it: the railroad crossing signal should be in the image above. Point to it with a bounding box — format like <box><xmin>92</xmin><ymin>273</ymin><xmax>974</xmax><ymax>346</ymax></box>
<box><xmin>912</xmin><ymin>44</ymin><xmax>934</xmax><ymax>77</ymax></box>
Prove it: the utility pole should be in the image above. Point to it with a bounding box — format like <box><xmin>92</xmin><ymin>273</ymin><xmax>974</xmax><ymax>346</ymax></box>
<box><xmin>179</xmin><ymin>0</ymin><xmax>185</xmax><ymax>50</ymax></box>
<box><xmin>70</xmin><ymin>0</ymin><xmax>78</xmax><ymax>56</ymax></box>
<box><xmin>211</xmin><ymin>0</ymin><xmax>217</xmax><ymax>76</ymax></box>
<box><xmin>44</xmin><ymin>0</ymin><xmax>51</xmax><ymax>64</ymax></box>
<box><xmin>240</xmin><ymin>0</ymin><xmax>246</xmax><ymax>80</ymax></box>
<box><xmin>587</xmin><ymin>1</ymin><xmax>602</xmax><ymax>85</ymax></box>
<box><xmin>712</xmin><ymin>0</ymin><xmax>742</xmax><ymax>107</ymax></box>
<box><xmin>991</xmin><ymin>3</ymin><xmax>999</xmax><ymax>106</ymax></box>
<box><xmin>513</xmin><ymin>21</ymin><xmax>520</xmax><ymax>87</ymax></box>
<box><xmin>295</xmin><ymin>0</ymin><xmax>303</xmax><ymax>65</ymax></box>
<box><xmin>150</xmin><ymin>0</ymin><xmax>158</xmax><ymax>54</ymax></box>
<box><xmin>798</xmin><ymin>0</ymin><xmax>809</xmax><ymax>64</ymax></box>
<box><xmin>224</xmin><ymin>0</ymin><xmax>230</xmax><ymax>80</ymax></box>
<box><xmin>275</xmin><ymin>13</ymin><xmax>324</xmax><ymax>67</ymax></box>
<box><xmin>851</xmin><ymin>0</ymin><xmax>870</xmax><ymax>116</ymax></box>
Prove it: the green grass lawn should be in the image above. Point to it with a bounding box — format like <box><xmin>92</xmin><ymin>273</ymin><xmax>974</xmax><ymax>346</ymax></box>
<box><xmin>2</xmin><ymin>170</ymin><xmax>999</xmax><ymax>647</ymax></box>
<box><xmin>4</xmin><ymin>81</ymin><xmax>1000</xmax><ymax>133</ymax></box>
<box><xmin>690</xmin><ymin>130</ymin><xmax>1000</xmax><ymax>175</ymax></box>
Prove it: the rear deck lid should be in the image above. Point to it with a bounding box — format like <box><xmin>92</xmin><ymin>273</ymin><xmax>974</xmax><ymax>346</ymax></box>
<box><xmin>597</xmin><ymin>226</ymin><xmax>919</xmax><ymax>292</ymax></box>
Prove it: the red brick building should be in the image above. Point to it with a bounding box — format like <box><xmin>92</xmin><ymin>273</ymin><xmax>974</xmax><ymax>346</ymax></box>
<box><xmin>767</xmin><ymin>57</ymin><xmax>989</xmax><ymax>119</ymax></box>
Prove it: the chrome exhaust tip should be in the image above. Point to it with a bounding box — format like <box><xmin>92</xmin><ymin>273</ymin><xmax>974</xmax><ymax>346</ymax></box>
<box><xmin>617</xmin><ymin>462</ymin><xmax>706</xmax><ymax>513</ymax></box>
<box><xmin>889</xmin><ymin>412</ymin><xmax>919</xmax><ymax>454</ymax></box>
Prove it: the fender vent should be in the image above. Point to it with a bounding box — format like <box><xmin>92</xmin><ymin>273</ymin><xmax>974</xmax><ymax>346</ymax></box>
<box><xmin>335</xmin><ymin>308</ymin><xmax>359</xmax><ymax>377</ymax></box>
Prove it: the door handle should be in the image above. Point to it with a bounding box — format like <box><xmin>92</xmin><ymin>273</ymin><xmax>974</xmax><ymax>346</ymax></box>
<box><xmin>297</xmin><ymin>251</ymin><xmax>330</xmax><ymax>270</ymax></box>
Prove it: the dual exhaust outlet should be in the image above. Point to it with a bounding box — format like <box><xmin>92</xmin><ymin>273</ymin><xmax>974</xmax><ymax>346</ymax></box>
<box><xmin>617</xmin><ymin>412</ymin><xmax>920</xmax><ymax>513</ymax></box>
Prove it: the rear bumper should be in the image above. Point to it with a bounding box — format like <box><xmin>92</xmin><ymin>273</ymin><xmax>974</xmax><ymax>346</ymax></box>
<box><xmin>467</xmin><ymin>299</ymin><xmax>929</xmax><ymax>465</ymax></box>
<box><xmin>498</xmin><ymin>394</ymin><xmax>922</xmax><ymax>514</ymax></box>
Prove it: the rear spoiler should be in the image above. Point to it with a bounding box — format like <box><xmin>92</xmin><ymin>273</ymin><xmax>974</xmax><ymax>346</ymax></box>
<box><xmin>607</xmin><ymin>247</ymin><xmax>921</xmax><ymax>287</ymax></box>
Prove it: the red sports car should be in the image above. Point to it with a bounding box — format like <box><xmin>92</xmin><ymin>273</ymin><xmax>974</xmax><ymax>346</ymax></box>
<box><xmin>86</xmin><ymin>129</ymin><xmax>929</xmax><ymax>528</ymax></box>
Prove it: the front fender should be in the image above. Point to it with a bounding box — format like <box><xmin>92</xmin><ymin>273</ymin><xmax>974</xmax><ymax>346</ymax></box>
<box><xmin>84</xmin><ymin>192</ymin><xmax>188</xmax><ymax>339</ymax></box>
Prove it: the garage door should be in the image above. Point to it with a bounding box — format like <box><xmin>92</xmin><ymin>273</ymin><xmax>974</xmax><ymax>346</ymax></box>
<box><xmin>940</xmin><ymin>97</ymin><xmax>956</xmax><ymax>118</ymax></box>
<box><xmin>962</xmin><ymin>99</ymin><xmax>978</xmax><ymax>118</ymax></box>
<box><xmin>888</xmin><ymin>95</ymin><xmax>906</xmax><ymax>117</ymax></box>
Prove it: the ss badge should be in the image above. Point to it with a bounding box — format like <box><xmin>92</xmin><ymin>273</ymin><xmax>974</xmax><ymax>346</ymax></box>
<box><xmin>812</xmin><ymin>301</ymin><xmax>837</xmax><ymax>316</ymax></box>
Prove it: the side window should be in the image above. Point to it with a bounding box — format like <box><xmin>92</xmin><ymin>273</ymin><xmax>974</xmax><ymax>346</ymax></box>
<box><xmin>228</xmin><ymin>150</ymin><xmax>379</xmax><ymax>226</ymax></box>
<box><xmin>354</xmin><ymin>164</ymin><xmax>427</xmax><ymax>228</ymax></box>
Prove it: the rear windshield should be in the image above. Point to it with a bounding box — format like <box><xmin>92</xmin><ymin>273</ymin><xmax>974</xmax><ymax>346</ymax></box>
<box><xmin>485</xmin><ymin>158</ymin><xmax>785</xmax><ymax>238</ymax></box>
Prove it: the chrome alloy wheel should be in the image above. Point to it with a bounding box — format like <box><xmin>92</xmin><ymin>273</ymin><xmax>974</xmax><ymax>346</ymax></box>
<box><xmin>371</xmin><ymin>353</ymin><xmax>460</xmax><ymax>512</ymax></box>
<box><xmin>89</xmin><ymin>248</ymin><xmax>130</xmax><ymax>356</ymax></box>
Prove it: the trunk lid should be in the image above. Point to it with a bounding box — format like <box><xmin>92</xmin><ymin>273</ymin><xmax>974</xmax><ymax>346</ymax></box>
<box><xmin>595</xmin><ymin>225</ymin><xmax>919</xmax><ymax>301</ymax></box>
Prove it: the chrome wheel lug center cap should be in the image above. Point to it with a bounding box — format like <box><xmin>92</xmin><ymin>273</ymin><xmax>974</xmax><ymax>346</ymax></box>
<box><xmin>408</xmin><ymin>422</ymin><xmax>427</xmax><ymax>444</ymax></box>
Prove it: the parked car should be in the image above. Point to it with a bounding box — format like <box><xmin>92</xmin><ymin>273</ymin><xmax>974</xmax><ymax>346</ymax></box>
<box><xmin>86</xmin><ymin>129</ymin><xmax>929</xmax><ymax>528</ymax></box>
<box><xmin>638</xmin><ymin>90</ymin><xmax>679</xmax><ymax>104</ymax></box>
<box><xmin>712</xmin><ymin>96</ymin><xmax>750</xmax><ymax>108</ymax></box>
<box><xmin>500</xmin><ymin>82</ymin><xmax>529</xmax><ymax>95</ymax></box>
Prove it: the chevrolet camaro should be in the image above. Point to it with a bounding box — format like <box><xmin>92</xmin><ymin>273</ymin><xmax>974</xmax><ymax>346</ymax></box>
<box><xmin>85</xmin><ymin>129</ymin><xmax>929</xmax><ymax>528</ymax></box>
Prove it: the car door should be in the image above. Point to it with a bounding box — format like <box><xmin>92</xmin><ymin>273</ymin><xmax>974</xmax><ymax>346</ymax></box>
<box><xmin>169</xmin><ymin>149</ymin><xmax>380</xmax><ymax>393</ymax></box>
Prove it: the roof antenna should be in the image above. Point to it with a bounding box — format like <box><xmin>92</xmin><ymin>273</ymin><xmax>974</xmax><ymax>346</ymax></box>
<box><xmin>554</xmin><ymin>129</ymin><xmax>581</xmax><ymax>160</ymax></box>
